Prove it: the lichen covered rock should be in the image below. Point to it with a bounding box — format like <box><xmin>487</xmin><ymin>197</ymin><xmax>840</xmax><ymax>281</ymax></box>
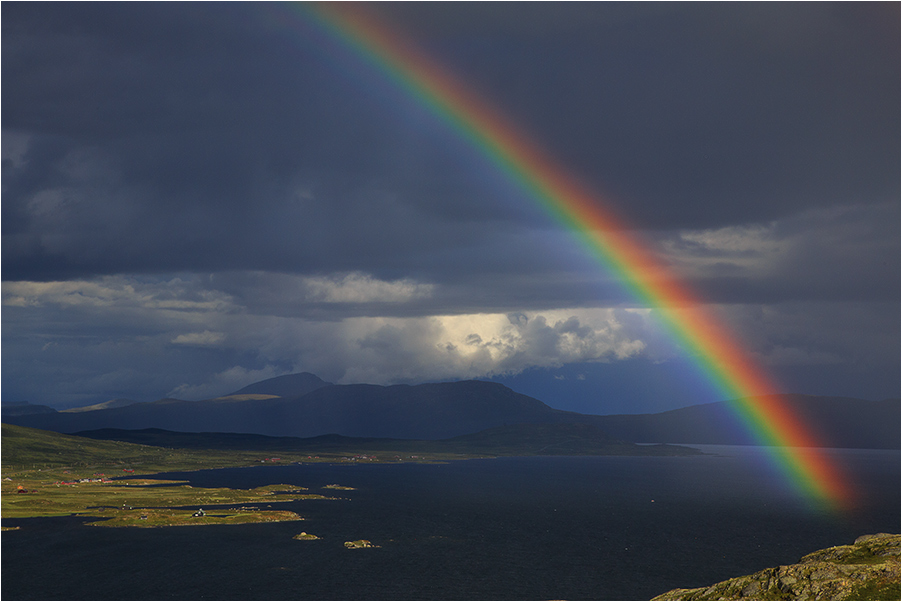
<box><xmin>344</xmin><ymin>539</ymin><xmax>379</xmax><ymax>549</ymax></box>
<box><xmin>653</xmin><ymin>533</ymin><xmax>900</xmax><ymax>601</ymax></box>
<box><xmin>293</xmin><ymin>532</ymin><xmax>320</xmax><ymax>540</ymax></box>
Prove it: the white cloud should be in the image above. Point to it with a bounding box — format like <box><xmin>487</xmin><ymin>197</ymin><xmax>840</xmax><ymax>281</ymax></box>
<box><xmin>1</xmin><ymin>130</ymin><xmax>32</xmax><ymax>169</ymax></box>
<box><xmin>16</xmin><ymin>263</ymin><xmax>894</xmax><ymax>407</ymax></box>
<box><xmin>661</xmin><ymin>222</ymin><xmax>785</xmax><ymax>278</ymax></box>
<box><xmin>2</xmin><ymin>277</ymin><xmax>233</xmax><ymax>312</ymax></box>
<box><xmin>302</xmin><ymin>272</ymin><xmax>434</xmax><ymax>303</ymax></box>
<box><xmin>660</xmin><ymin>202</ymin><xmax>899</xmax><ymax>292</ymax></box>
<box><xmin>265</xmin><ymin>308</ymin><xmax>649</xmax><ymax>386</ymax></box>
<box><xmin>2</xmin><ymin>273</ymin><xmax>660</xmax><ymax>403</ymax></box>
<box><xmin>168</xmin><ymin>365</ymin><xmax>286</xmax><ymax>400</ymax></box>
<box><xmin>170</xmin><ymin>331</ymin><xmax>226</xmax><ymax>346</ymax></box>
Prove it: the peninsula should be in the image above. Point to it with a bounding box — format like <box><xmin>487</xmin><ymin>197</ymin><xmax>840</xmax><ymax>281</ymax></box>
<box><xmin>1</xmin><ymin>424</ymin><xmax>342</xmax><ymax>527</ymax></box>
<box><xmin>1</xmin><ymin>421</ymin><xmax>699</xmax><ymax>526</ymax></box>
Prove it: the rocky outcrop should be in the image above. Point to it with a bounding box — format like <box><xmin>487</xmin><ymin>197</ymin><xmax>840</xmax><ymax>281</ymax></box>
<box><xmin>653</xmin><ymin>533</ymin><xmax>900</xmax><ymax>601</ymax></box>
<box><xmin>344</xmin><ymin>539</ymin><xmax>378</xmax><ymax>549</ymax></box>
<box><xmin>293</xmin><ymin>532</ymin><xmax>320</xmax><ymax>541</ymax></box>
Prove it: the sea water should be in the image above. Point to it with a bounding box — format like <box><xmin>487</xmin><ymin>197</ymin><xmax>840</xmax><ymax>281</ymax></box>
<box><xmin>2</xmin><ymin>446</ymin><xmax>898</xmax><ymax>600</ymax></box>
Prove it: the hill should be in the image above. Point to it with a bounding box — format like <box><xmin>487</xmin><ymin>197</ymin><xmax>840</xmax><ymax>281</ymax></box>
<box><xmin>435</xmin><ymin>422</ymin><xmax>697</xmax><ymax>456</ymax></box>
<box><xmin>1</xmin><ymin>402</ymin><xmax>57</xmax><ymax>416</ymax></box>
<box><xmin>74</xmin><ymin>423</ymin><xmax>701</xmax><ymax>457</ymax></box>
<box><xmin>229</xmin><ymin>372</ymin><xmax>332</xmax><ymax>397</ymax></box>
<box><xmin>3</xmin><ymin>375</ymin><xmax>897</xmax><ymax>448</ymax></box>
<box><xmin>1</xmin><ymin>423</ymin><xmax>170</xmax><ymax>470</ymax></box>
<box><xmin>61</xmin><ymin>398</ymin><xmax>140</xmax><ymax>413</ymax></box>
<box><xmin>653</xmin><ymin>533</ymin><xmax>900</xmax><ymax>600</ymax></box>
<box><xmin>591</xmin><ymin>395</ymin><xmax>900</xmax><ymax>449</ymax></box>
<box><xmin>3</xmin><ymin>380</ymin><xmax>586</xmax><ymax>440</ymax></box>
<box><xmin>257</xmin><ymin>380</ymin><xmax>590</xmax><ymax>439</ymax></box>
<box><xmin>2</xmin><ymin>422</ymin><xmax>699</xmax><ymax>480</ymax></box>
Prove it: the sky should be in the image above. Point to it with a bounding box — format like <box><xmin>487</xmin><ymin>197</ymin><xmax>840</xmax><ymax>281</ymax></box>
<box><xmin>2</xmin><ymin>2</ymin><xmax>899</xmax><ymax>414</ymax></box>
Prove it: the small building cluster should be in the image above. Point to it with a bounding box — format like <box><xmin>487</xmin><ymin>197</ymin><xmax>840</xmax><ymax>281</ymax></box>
<box><xmin>54</xmin><ymin>477</ymin><xmax>111</xmax><ymax>485</ymax></box>
<box><xmin>341</xmin><ymin>455</ymin><xmax>377</xmax><ymax>462</ymax></box>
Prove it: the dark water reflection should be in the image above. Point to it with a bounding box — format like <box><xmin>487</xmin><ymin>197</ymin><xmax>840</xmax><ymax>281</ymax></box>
<box><xmin>3</xmin><ymin>446</ymin><xmax>898</xmax><ymax>600</ymax></box>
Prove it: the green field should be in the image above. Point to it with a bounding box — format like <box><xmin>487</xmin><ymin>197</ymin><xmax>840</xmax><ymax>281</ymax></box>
<box><xmin>1</xmin><ymin>424</ymin><xmax>347</xmax><ymax>527</ymax></box>
<box><xmin>1</xmin><ymin>422</ymin><xmax>699</xmax><ymax>528</ymax></box>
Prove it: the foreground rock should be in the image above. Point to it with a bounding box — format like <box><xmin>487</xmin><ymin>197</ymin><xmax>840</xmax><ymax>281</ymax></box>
<box><xmin>653</xmin><ymin>533</ymin><xmax>900</xmax><ymax>601</ymax></box>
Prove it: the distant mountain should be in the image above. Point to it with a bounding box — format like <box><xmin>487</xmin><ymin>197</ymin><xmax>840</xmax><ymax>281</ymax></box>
<box><xmin>260</xmin><ymin>381</ymin><xmax>589</xmax><ymax>439</ymax></box>
<box><xmin>590</xmin><ymin>395</ymin><xmax>900</xmax><ymax>449</ymax></box>
<box><xmin>1</xmin><ymin>402</ymin><xmax>58</xmax><ymax>417</ymax></box>
<box><xmin>229</xmin><ymin>372</ymin><xmax>332</xmax><ymax>398</ymax></box>
<box><xmin>73</xmin><ymin>427</ymin><xmax>366</xmax><ymax>451</ymax></box>
<box><xmin>3</xmin><ymin>380</ymin><xmax>583</xmax><ymax>439</ymax></box>
<box><xmin>60</xmin><ymin>398</ymin><xmax>140</xmax><ymax>413</ymax></box>
<box><xmin>3</xmin><ymin>374</ymin><xmax>897</xmax><ymax>449</ymax></box>
<box><xmin>76</xmin><ymin>423</ymin><xmax>701</xmax><ymax>457</ymax></box>
<box><xmin>436</xmin><ymin>422</ymin><xmax>699</xmax><ymax>456</ymax></box>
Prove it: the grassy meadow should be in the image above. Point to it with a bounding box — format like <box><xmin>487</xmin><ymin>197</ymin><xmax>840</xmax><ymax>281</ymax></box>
<box><xmin>1</xmin><ymin>424</ymin><xmax>346</xmax><ymax>527</ymax></box>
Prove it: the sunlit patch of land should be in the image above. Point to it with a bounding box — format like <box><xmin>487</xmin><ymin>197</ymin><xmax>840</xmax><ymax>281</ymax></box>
<box><xmin>2</xmin><ymin>474</ymin><xmax>332</xmax><ymax>527</ymax></box>
<box><xmin>344</xmin><ymin>539</ymin><xmax>379</xmax><ymax>549</ymax></box>
<box><xmin>0</xmin><ymin>423</ymin><xmax>485</xmax><ymax>529</ymax></box>
<box><xmin>653</xmin><ymin>533</ymin><xmax>901</xmax><ymax>601</ymax></box>
<box><xmin>90</xmin><ymin>508</ymin><xmax>305</xmax><ymax>528</ymax></box>
<box><xmin>2</xmin><ymin>421</ymin><xmax>700</xmax><ymax>529</ymax></box>
<box><xmin>294</xmin><ymin>531</ymin><xmax>320</xmax><ymax>540</ymax></box>
<box><xmin>0</xmin><ymin>424</ymin><xmax>350</xmax><ymax>527</ymax></box>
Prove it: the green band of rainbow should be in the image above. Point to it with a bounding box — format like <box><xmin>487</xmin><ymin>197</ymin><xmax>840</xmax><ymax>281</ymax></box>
<box><xmin>293</xmin><ymin>2</ymin><xmax>851</xmax><ymax>511</ymax></box>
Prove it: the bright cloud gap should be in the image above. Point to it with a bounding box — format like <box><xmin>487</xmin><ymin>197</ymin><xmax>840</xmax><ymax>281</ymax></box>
<box><xmin>2</xmin><ymin>272</ymin><xmax>660</xmax><ymax>403</ymax></box>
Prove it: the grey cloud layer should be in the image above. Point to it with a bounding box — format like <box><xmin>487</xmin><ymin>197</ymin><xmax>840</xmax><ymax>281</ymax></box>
<box><xmin>2</xmin><ymin>275</ymin><xmax>656</xmax><ymax>405</ymax></box>
<box><xmin>4</xmin><ymin>3</ymin><xmax>897</xmax><ymax>282</ymax></box>
<box><xmin>4</xmin><ymin>267</ymin><xmax>897</xmax><ymax>408</ymax></box>
<box><xmin>2</xmin><ymin>3</ymin><xmax>898</xmax><ymax>408</ymax></box>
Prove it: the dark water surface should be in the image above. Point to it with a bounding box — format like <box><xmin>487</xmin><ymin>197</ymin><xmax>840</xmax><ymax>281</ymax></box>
<box><xmin>3</xmin><ymin>446</ymin><xmax>898</xmax><ymax>600</ymax></box>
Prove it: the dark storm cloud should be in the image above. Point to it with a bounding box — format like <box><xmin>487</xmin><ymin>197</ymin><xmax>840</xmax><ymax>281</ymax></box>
<box><xmin>660</xmin><ymin>202</ymin><xmax>901</xmax><ymax>304</ymax></box>
<box><xmin>384</xmin><ymin>2</ymin><xmax>899</xmax><ymax>228</ymax></box>
<box><xmin>0</xmin><ymin>2</ymin><xmax>464</xmax><ymax>277</ymax></box>
<box><xmin>4</xmin><ymin>2</ymin><xmax>897</xmax><ymax>283</ymax></box>
<box><xmin>2</xmin><ymin>3</ymin><xmax>898</xmax><ymax>409</ymax></box>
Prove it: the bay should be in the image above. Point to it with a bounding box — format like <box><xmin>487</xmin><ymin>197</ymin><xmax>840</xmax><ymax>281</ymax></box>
<box><xmin>2</xmin><ymin>446</ymin><xmax>898</xmax><ymax>600</ymax></box>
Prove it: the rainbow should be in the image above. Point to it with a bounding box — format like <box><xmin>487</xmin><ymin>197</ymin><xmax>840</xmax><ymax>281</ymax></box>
<box><xmin>287</xmin><ymin>3</ymin><xmax>851</xmax><ymax>510</ymax></box>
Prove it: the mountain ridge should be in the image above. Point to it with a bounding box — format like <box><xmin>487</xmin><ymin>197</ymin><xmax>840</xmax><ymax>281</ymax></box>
<box><xmin>61</xmin><ymin>398</ymin><xmax>140</xmax><ymax>413</ymax></box>
<box><xmin>72</xmin><ymin>423</ymin><xmax>702</xmax><ymax>457</ymax></box>
<box><xmin>2</xmin><ymin>374</ymin><xmax>897</xmax><ymax>448</ymax></box>
<box><xmin>230</xmin><ymin>372</ymin><xmax>331</xmax><ymax>398</ymax></box>
<box><xmin>590</xmin><ymin>395</ymin><xmax>900</xmax><ymax>449</ymax></box>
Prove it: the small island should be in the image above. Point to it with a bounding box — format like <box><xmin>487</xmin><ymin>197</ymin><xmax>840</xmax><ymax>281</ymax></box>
<box><xmin>293</xmin><ymin>532</ymin><xmax>321</xmax><ymax>540</ymax></box>
<box><xmin>344</xmin><ymin>539</ymin><xmax>379</xmax><ymax>549</ymax></box>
